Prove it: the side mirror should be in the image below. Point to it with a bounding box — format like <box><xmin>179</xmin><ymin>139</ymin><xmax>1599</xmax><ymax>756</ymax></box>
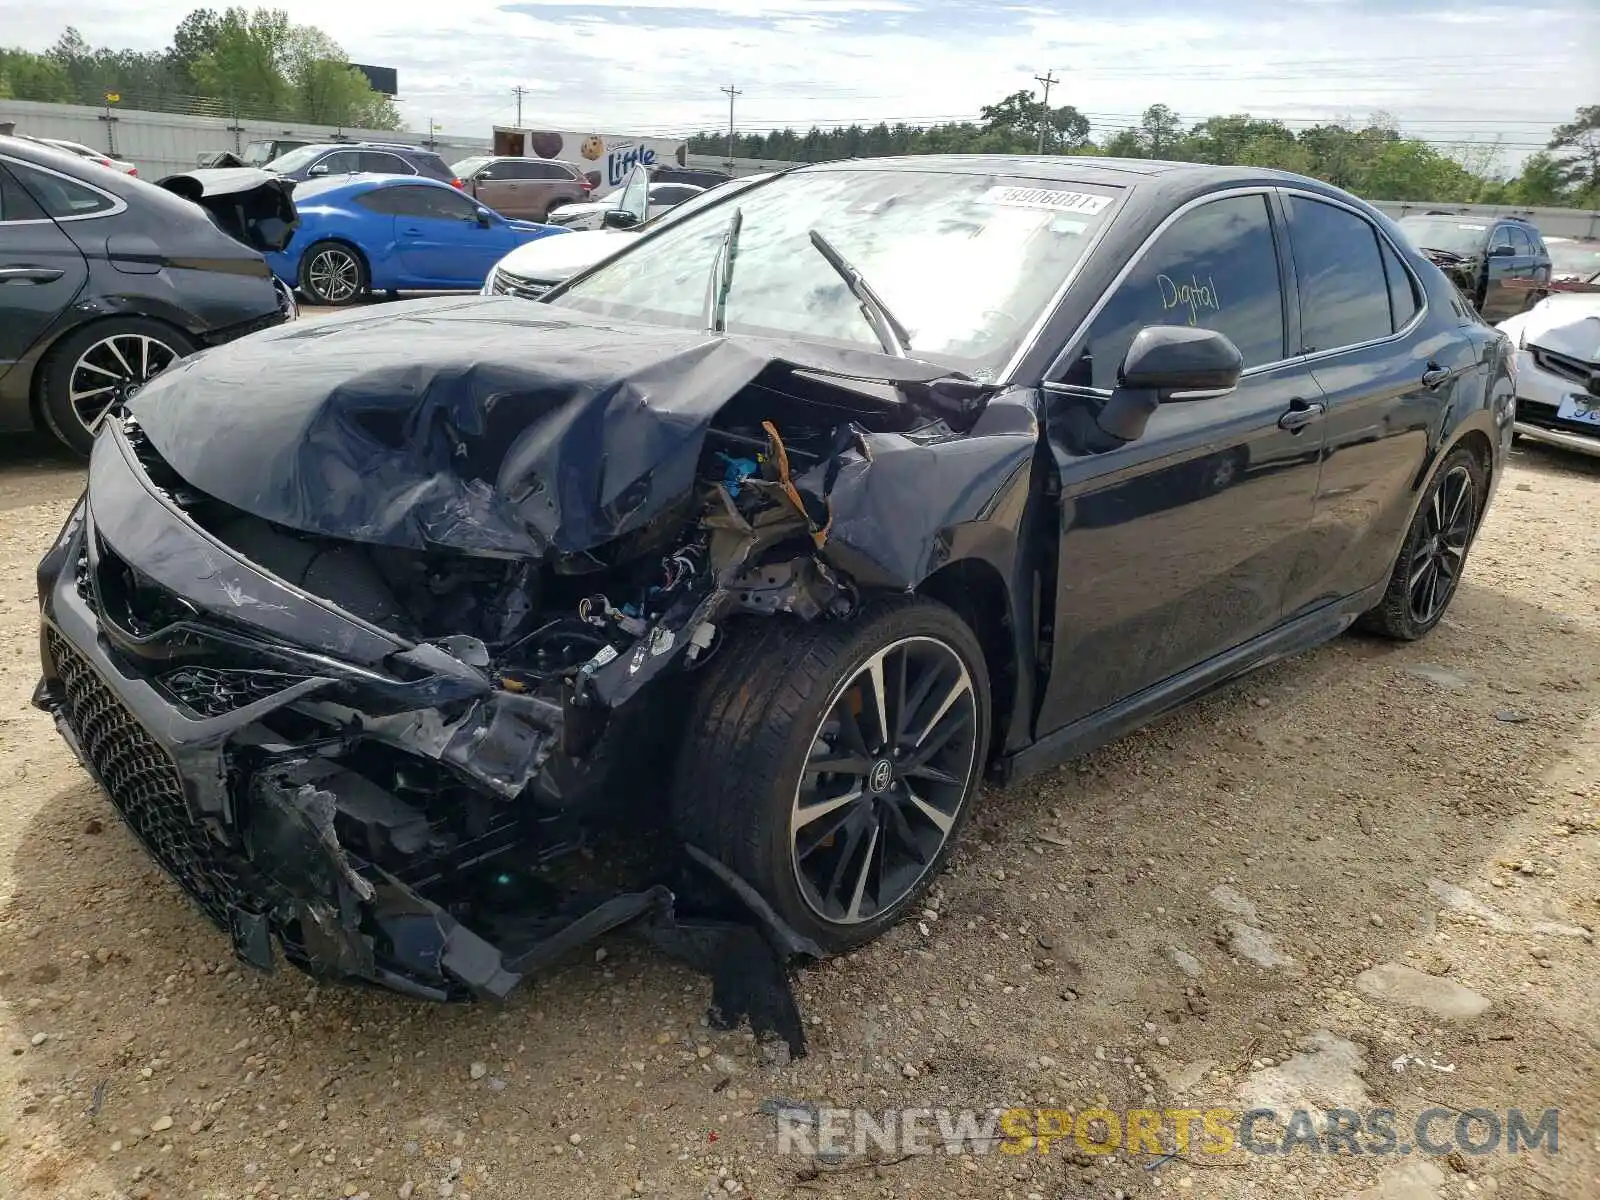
<box><xmin>1489</xmin><ymin>244</ymin><xmax>1515</xmax><ymax>258</ymax></box>
<box><xmin>475</xmin><ymin>208</ymin><xmax>493</xmax><ymax>227</ymax></box>
<box><xmin>1097</xmin><ymin>326</ymin><xmax>1243</xmax><ymax>442</ymax></box>
<box><xmin>602</xmin><ymin>208</ymin><xmax>638</xmax><ymax>230</ymax></box>
<box><xmin>308</xmin><ymin>163</ymin><xmax>329</xmax><ymax>176</ymax></box>
<box><xmin>1120</xmin><ymin>325</ymin><xmax>1244</xmax><ymax>395</ymax></box>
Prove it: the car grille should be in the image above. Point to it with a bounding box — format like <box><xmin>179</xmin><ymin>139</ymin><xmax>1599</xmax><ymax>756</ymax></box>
<box><xmin>47</xmin><ymin>628</ymin><xmax>246</xmax><ymax>929</ymax></box>
<box><xmin>489</xmin><ymin>268</ymin><xmax>553</xmax><ymax>301</ymax></box>
<box><xmin>160</xmin><ymin>666</ymin><xmax>307</xmax><ymax>718</ymax></box>
<box><xmin>1530</xmin><ymin>345</ymin><xmax>1595</xmax><ymax>388</ymax></box>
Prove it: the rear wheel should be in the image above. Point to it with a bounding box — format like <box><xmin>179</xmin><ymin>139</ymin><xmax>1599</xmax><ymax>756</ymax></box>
<box><xmin>671</xmin><ymin>599</ymin><xmax>990</xmax><ymax>951</ymax></box>
<box><xmin>299</xmin><ymin>241</ymin><xmax>367</xmax><ymax>306</ymax></box>
<box><xmin>1357</xmin><ymin>445</ymin><xmax>1485</xmax><ymax>639</ymax></box>
<box><xmin>40</xmin><ymin>318</ymin><xmax>195</xmax><ymax>456</ymax></box>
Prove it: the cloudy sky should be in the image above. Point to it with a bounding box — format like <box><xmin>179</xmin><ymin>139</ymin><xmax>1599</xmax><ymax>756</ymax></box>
<box><xmin>5</xmin><ymin>0</ymin><xmax>1595</xmax><ymax>168</ymax></box>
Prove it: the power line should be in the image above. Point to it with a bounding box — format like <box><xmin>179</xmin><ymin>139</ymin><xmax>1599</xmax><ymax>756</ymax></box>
<box><xmin>1034</xmin><ymin>69</ymin><xmax>1059</xmax><ymax>154</ymax></box>
<box><xmin>721</xmin><ymin>84</ymin><xmax>742</xmax><ymax>168</ymax></box>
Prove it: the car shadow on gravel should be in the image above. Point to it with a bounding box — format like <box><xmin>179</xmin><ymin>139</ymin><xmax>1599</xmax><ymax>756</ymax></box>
<box><xmin>0</xmin><ymin>434</ymin><xmax>83</xmax><ymax>513</ymax></box>
<box><xmin>2</xmin><ymin>550</ymin><xmax>1597</xmax><ymax>1195</ymax></box>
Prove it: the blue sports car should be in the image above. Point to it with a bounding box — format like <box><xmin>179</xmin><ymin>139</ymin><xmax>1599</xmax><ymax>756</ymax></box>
<box><xmin>268</xmin><ymin>174</ymin><xmax>569</xmax><ymax>305</ymax></box>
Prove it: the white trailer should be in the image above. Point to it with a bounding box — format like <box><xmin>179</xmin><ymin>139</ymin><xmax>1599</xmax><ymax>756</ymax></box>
<box><xmin>492</xmin><ymin>126</ymin><xmax>688</xmax><ymax>197</ymax></box>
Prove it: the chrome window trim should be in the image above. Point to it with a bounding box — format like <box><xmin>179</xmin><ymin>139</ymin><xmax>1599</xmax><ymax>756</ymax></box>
<box><xmin>1036</xmin><ymin>185</ymin><xmax>1288</xmax><ymax>384</ymax></box>
<box><xmin>1278</xmin><ymin>186</ymin><xmax>1429</xmax><ymax>366</ymax></box>
<box><xmin>0</xmin><ymin>151</ymin><xmax>126</xmax><ymax>224</ymax></box>
<box><xmin>1035</xmin><ymin>183</ymin><xmax>1431</xmax><ymax>386</ymax></box>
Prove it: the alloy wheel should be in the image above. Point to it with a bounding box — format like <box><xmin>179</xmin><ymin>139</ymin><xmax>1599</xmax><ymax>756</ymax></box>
<box><xmin>1407</xmin><ymin>464</ymin><xmax>1476</xmax><ymax>625</ymax></box>
<box><xmin>68</xmin><ymin>333</ymin><xmax>180</xmax><ymax>435</ymax></box>
<box><xmin>306</xmin><ymin>248</ymin><xmax>361</xmax><ymax>303</ymax></box>
<box><xmin>790</xmin><ymin>635</ymin><xmax>979</xmax><ymax>925</ymax></box>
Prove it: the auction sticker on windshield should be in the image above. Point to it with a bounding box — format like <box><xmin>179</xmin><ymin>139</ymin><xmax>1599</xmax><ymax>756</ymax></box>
<box><xmin>981</xmin><ymin>185</ymin><xmax>1112</xmax><ymax>215</ymax></box>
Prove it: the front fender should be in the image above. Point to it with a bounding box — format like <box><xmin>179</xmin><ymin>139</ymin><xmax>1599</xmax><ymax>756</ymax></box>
<box><xmin>801</xmin><ymin>386</ymin><xmax>1041</xmax><ymax>592</ymax></box>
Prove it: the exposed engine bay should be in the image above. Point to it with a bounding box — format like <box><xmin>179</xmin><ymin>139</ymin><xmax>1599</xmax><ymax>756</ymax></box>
<box><xmin>34</xmin><ymin>300</ymin><xmax>1039</xmax><ymax>1054</ymax></box>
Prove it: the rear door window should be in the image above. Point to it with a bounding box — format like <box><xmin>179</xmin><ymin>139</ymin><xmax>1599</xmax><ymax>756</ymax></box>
<box><xmin>509</xmin><ymin>161</ymin><xmax>569</xmax><ymax>180</ymax></box>
<box><xmin>314</xmin><ymin>151</ymin><xmax>361</xmax><ymax>176</ymax></box>
<box><xmin>359</xmin><ymin>151</ymin><xmax>414</xmax><ymax>175</ymax></box>
<box><xmin>1285</xmin><ymin>195</ymin><xmax>1393</xmax><ymax>352</ymax></box>
<box><xmin>1075</xmin><ymin>193</ymin><xmax>1287</xmax><ymax>389</ymax></box>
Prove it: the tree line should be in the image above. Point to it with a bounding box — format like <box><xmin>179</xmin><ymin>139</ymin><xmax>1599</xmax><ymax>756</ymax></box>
<box><xmin>0</xmin><ymin>9</ymin><xmax>401</xmax><ymax>130</ymax></box>
<box><xmin>688</xmin><ymin>94</ymin><xmax>1600</xmax><ymax>208</ymax></box>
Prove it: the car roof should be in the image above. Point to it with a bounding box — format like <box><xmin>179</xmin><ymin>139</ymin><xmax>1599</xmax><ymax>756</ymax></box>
<box><xmin>294</xmin><ymin>171</ymin><xmax>461</xmax><ymax>197</ymax></box>
<box><xmin>791</xmin><ymin>154</ymin><xmax>1372</xmax><ymax>214</ymax></box>
<box><xmin>298</xmin><ymin>142</ymin><xmax>439</xmax><ymax>156</ymax></box>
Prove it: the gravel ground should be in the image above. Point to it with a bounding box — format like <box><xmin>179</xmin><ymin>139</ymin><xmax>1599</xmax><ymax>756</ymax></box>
<box><xmin>1</xmin><ymin>431</ymin><xmax>1597</xmax><ymax>1200</ymax></box>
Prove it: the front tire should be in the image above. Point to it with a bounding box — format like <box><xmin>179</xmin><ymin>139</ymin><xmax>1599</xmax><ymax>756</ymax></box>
<box><xmin>39</xmin><ymin>318</ymin><xmax>195</xmax><ymax>456</ymax></box>
<box><xmin>1357</xmin><ymin>445</ymin><xmax>1485</xmax><ymax>640</ymax></box>
<box><xmin>671</xmin><ymin>599</ymin><xmax>990</xmax><ymax>951</ymax></box>
<box><xmin>298</xmin><ymin>241</ymin><xmax>367</xmax><ymax>306</ymax></box>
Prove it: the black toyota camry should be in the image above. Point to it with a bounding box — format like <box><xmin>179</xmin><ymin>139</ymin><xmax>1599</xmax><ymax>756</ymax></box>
<box><xmin>33</xmin><ymin>156</ymin><xmax>1514</xmax><ymax>1033</ymax></box>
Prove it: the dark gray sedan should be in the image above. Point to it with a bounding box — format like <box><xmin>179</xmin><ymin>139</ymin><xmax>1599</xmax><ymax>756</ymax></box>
<box><xmin>0</xmin><ymin>136</ymin><xmax>297</xmax><ymax>454</ymax></box>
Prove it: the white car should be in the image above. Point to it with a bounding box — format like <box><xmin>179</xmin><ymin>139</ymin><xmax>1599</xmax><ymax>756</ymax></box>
<box><xmin>1498</xmin><ymin>292</ymin><xmax>1600</xmax><ymax>459</ymax></box>
<box><xmin>483</xmin><ymin>171</ymin><xmax>771</xmax><ymax>299</ymax></box>
<box><xmin>34</xmin><ymin>137</ymin><xmax>138</xmax><ymax>176</ymax></box>
<box><xmin>546</xmin><ymin>165</ymin><xmax>705</xmax><ymax>231</ymax></box>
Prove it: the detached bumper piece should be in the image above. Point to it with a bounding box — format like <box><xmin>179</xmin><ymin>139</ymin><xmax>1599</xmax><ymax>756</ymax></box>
<box><xmin>33</xmin><ymin>424</ymin><xmax>816</xmax><ymax>1054</ymax></box>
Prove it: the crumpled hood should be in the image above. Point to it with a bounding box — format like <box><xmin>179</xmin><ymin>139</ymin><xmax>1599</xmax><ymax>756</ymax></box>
<box><xmin>129</xmin><ymin>296</ymin><xmax>961</xmax><ymax>558</ymax></box>
<box><xmin>1501</xmin><ymin>293</ymin><xmax>1600</xmax><ymax>364</ymax></box>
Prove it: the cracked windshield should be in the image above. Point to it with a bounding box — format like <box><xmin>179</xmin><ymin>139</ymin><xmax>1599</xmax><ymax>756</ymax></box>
<box><xmin>556</xmin><ymin>171</ymin><xmax>1118</xmax><ymax>372</ymax></box>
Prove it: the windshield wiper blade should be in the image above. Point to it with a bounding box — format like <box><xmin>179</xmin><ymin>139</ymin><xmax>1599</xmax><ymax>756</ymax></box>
<box><xmin>703</xmin><ymin>207</ymin><xmax>743</xmax><ymax>332</ymax></box>
<box><xmin>806</xmin><ymin>229</ymin><xmax>912</xmax><ymax>357</ymax></box>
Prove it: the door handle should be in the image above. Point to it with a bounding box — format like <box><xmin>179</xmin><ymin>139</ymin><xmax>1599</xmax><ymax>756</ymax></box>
<box><xmin>1421</xmin><ymin>363</ymin><xmax>1453</xmax><ymax>390</ymax></box>
<box><xmin>1278</xmin><ymin>397</ymin><xmax>1326</xmax><ymax>433</ymax></box>
<box><xmin>400</xmin><ymin>226</ymin><xmax>423</xmax><ymax>235</ymax></box>
<box><xmin>0</xmin><ymin>267</ymin><xmax>65</xmax><ymax>284</ymax></box>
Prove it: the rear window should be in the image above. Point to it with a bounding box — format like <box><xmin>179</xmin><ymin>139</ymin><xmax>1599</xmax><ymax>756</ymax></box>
<box><xmin>1397</xmin><ymin>216</ymin><xmax>1487</xmax><ymax>258</ymax></box>
<box><xmin>8</xmin><ymin>161</ymin><xmax>115</xmax><ymax>219</ymax></box>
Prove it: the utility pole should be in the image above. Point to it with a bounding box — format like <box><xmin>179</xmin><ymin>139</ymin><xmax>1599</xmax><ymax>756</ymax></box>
<box><xmin>511</xmin><ymin>85</ymin><xmax>528</xmax><ymax>127</ymax></box>
<box><xmin>1034</xmin><ymin>69</ymin><xmax>1059</xmax><ymax>154</ymax></box>
<box><xmin>721</xmin><ymin>84</ymin><xmax>742</xmax><ymax>170</ymax></box>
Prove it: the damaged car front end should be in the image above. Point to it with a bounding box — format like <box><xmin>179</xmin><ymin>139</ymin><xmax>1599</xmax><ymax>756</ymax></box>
<box><xmin>35</xmin><ymin>161</ymin><xmax>1116</xmax><ymax>1040</ymax></box>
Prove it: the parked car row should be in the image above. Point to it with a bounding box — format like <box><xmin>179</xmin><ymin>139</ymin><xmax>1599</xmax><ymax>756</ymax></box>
<box><xmin>271</xmin><ymin>174</ymin><xmax>568</xmax><ymax>305</ymax></box>
<box><xmin>483</xmin><ymin>171</ymin><xmax>771</xmax><ymax>298</ymax></box>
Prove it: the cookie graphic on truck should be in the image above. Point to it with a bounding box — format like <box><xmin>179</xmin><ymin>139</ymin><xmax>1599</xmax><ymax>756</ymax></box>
<box><xmin>492</xmin><ymin>126</ymin><xmax>688</xmax><ymax>197</ymax></box>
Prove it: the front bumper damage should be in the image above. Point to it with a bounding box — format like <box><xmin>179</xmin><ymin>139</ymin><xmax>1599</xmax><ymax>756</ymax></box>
<box><xmin>32</xmin><ymin>423</ymin><xmax>824</xmax><ymax>1051</ymax></box>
